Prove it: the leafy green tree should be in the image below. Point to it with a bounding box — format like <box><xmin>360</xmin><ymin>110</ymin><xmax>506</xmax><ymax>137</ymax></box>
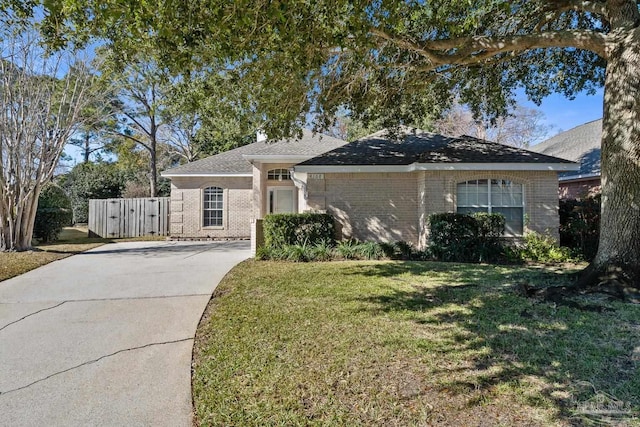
<box><xmin>162</xmin><ymin>73</ymin><xmax>263</xmax><ymax>162</ymax></box>
<box><xmin>33</xmin><ymin>183</ymin><xmax>73</xmax><ymax>243</ymax></box>
<box><xmin>60</xmin><ymin>162</ymin><xmax>125</xmax><ymax>224</ymax></box>
<box><xmin>28</xmin><ymin>0</ymin><xmax>640</xmax><ymax>296</ymax></box>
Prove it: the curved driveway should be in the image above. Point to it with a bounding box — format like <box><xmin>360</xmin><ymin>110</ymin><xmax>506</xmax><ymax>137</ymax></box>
<box><xmin>0</xmin><ymin>240</ymin><xmax>250</xmax><ymax>426</ymax></box>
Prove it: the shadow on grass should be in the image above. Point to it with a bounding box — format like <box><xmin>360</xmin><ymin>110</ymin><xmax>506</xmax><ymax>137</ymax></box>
<box><xmin>348</xmin><ymin>261</ymin><xmax>640</xmax><ymax>425</ymax></box>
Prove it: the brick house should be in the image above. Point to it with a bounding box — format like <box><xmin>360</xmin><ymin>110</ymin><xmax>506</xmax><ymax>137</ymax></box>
<box><xmin>162</xmin><ymin>128</ymin><xmax>578</xmax><ymax>247</ymax></box>
<box><xmin>530</xmin><ymin>119</ymin><xmax>602</xmax><ymax>200</ymax></box>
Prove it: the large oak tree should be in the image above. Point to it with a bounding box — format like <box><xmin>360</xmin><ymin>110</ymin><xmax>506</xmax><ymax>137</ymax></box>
<box><xmin>30</xmin><ymin>0</ymin><xmax>640</xmax><ymax>299</ymax></box>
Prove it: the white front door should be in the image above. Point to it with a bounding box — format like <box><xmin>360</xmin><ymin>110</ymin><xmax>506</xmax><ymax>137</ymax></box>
<box><xmin>269</xmin><ymin>187</ymin><xmax>296</xmax><ymax>214</ymax></box>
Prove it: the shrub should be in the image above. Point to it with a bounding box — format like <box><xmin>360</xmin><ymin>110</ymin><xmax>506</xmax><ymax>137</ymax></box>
<box><xmin>283</xmin><ymin>243</ymin><xmax>312</xmax><ymax>262</ymax></box>
<box><xmin>379</xmin><ymin>241</ymin><xmax>419</xmax><ymax>260</ymax></box>
<box><xmin>356</xmin><ymin>241</ymin><xmax>383</xmax><ymax>260</ymax></box>
<box><xmin>428</xmin><ymin>212</ymin><xmax>505</xmax><ymax>263</ymax></box>
<box><xmin>263</xmin><ymin>213</ymin><xmax>334</xmax><ymax>249</ymax></box>
<box><xmin>394</xmin><ymin>241</ymin><xmax>416</xmax><ymax>260</ymax></box>
<box><xmin>508</xmin><ymin>232</ymin><xmax>574</xmax><ymax>263</ymax></box>
<box><xmin>559</xmin><ymin>195</ymin><xmax>600</xmax><ymax>261</ymax></box>
<box><xmin>335</xmin><ymin>239</ymin><xmax>360</xmax><ymax>260</ymax></box>
<box><xmin>34</xmin><ymin>184</ymin><xmax>73</xmax><ymax>243</ymax></box>
<box><xmin>255</xmin><ymin>246</ymin><xmax>272</xmax><ymax>260</ymax></box>
<box><xmin>310</xmin><ymin>240</ymin><xmax>334</xmax><ymax>261</ymax></box>
<box><xmin>61</xmin><ymin>162</ymin><xmax>125</xmax><ymax>223</ymax></box>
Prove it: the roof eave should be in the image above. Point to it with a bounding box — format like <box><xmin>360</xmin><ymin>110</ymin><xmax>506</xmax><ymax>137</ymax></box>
<box><xmin>160</xmin><ymin>172</ymin><xmax>254</xmax><ymax>178</ymax></box>
<box><xmin>558</xmin><ymin>173</ymin><xmax>601</xmax><ymax>183</ymax></box>
<box><xmin>242</xmin><ymin>154</ymin><xmax>315</xmax><ymax>163</ymax></box>
<box><xmin>295</xmin><ymin>162</ymin><xmax>580</xmax><ymax>173</ymax></box>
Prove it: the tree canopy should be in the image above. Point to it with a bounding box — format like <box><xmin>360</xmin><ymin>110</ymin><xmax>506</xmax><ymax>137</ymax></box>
<box><xmin>29</xmin><ymin>0</ymin><xmax>610</xmax><ymax>135</ymax></box>
<box><xmin>7</xmin><ymin>1</ymin><xmax>640</xmax><ymax>297</ymax></box>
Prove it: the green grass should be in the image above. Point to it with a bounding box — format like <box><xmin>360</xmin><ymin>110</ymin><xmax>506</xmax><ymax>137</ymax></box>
<box><xmin>0</xmin><ymin>226</ymin><xmax>165</xmax><ymax>283</ymax></box>
<box><xmin>193</xmin><ymin>260</ymin><xmax>640</xmax><ymax>426</ymax></box>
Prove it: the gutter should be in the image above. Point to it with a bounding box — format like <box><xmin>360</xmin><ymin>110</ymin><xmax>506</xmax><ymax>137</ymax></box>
<box><xmin>294</xmin><ymin>162</ymin><xmax>581</xmax><ymax>173</ymax></box>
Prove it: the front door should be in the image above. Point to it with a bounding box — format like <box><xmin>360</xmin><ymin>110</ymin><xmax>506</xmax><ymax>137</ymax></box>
<box><xmin>269</xmin><ymin>187</ymin><xmax>296</xmax><ymax>214</ymax></box>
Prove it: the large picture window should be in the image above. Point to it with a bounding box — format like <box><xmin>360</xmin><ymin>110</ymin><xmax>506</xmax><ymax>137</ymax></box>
<box><xmin>457</xmin><ymin>179</ymin><xmax>524</xmax><ymax>235</ymax></box>
<box><xmin>203</xmin><ymin>187</ymin><xmax>223</xmax><ymax>227</ymax></box>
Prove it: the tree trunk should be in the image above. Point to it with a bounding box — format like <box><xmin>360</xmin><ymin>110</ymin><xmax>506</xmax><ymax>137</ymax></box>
<box><xmin>581</xmin><ymin>24</ymin><xmax>640</xmax><ymax>302</ymax></box>
<box><xmin>84</xmin><ymin>134</ymin><xmax>90</xmax><ymax>163</ymax></box>
<box><xmin>0</xmin><ymin>189</ymin><xmax>40</xmax><ymax>251</ymax></box>
<box><xmin>149</xmin><ymin>139</ymin><xmax>158</xmax><ymax>197</ymax></box>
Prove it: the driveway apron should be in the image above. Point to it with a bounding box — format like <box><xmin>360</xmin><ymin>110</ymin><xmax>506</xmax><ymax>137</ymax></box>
<box><xmin>0</xmin><ymin>240</ymin><xmax>250</xmax><ymax>427</ymax></box>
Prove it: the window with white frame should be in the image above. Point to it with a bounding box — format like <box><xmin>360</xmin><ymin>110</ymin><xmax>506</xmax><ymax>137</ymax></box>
<box><xmin>456</xmin><ymin>179</ymin><xmax>524</xmax><ymax>235</ymax></box>
<box><xmin>203</xmin><ymin>187</ymin><xmax>223</xmax><ymax>227</ymax></box>
<box><xmin>267</xmin><ymin>168</ymin><xmax>291</xmax><ymax>181</ymax></box>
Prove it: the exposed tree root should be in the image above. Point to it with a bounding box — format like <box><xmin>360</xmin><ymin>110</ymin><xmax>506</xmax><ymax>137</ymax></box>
<box><xmin>519</xmin><ymin>264</ymin><xmax>640</xmax><ymax>306</ymax></box>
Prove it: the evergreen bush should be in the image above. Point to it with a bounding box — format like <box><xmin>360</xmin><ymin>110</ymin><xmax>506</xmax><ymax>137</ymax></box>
<box><xmin>34</xmin><ymin>184</ymin><xmax>73</xmax><ymax>243</ymax></box>
<box><xmin>428</xmin><ymin>212</ymin><xmax>505</xmax><ymax>263</ymax></box>
<box><xmin>559</xmin><ymin>195</ymin><xmax>600</xmax><ymax>261</ymax></box>
<box><xmin>263</xmin><ymin>213</ymin><xmax>335</xmax><ymax>249</ymax></box>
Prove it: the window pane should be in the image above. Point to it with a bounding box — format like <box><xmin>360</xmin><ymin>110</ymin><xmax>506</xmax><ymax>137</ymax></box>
<box><xmin>456</xmin><ymin>180</ymin><xmax>523</xmax><ymax>236</ymax></box>
<box><xmin>493</xmin><ymin>207</ymin><xmax>523</xmax><ymax>235</ymax></box>
<box><xmin>203</xmin><ymin>187</ymin><xmax>223</xmax><ymax>227</ymax></box>
<box><xmin>491</xmin><ymin>181</ymin><xmax>523</xmax><ymax>207</ymax></box>
<box><xmin>267</xmin><ymin>169</ymin><xmax>291</xmax><ymax>180</ymax></box>
<box><xmin>457</xmin><ymin>207</ymin><xmax>487</xmax><ymax>215</ymax></box>
<box><xmin>457</xmin><ymin>192</ymin><xmax>469</xmax><ymax>206</ymax></box>
<box><xmin>478</xmin><ymin>186</ymin><xmax>488</xmax><ymax>205</ymax></box>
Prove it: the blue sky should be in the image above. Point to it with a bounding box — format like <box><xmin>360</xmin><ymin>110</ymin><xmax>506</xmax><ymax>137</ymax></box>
<box><xmin>520</xmin><ymin>89</ymin><xmax>603</xmax><ymax>145</ymax></box>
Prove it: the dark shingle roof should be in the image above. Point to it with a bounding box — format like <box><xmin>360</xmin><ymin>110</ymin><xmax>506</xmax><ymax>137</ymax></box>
<box><xmin>298</xmin><ymin>129</ymin><xmax>575</xmax><ymax>167</ymax></box>
<box><xmin>162</xmin><ymin>130</ymin><xmax>347</xmax><ymax>176</ymax></box>
<box><xmin>530</xmin><ymin>119</ymin><xmax>601</xmax><ymax>179</ymax></box>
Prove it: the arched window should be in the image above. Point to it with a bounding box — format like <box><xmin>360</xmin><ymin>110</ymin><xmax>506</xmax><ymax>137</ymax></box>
<box><xmin>267</xmin><ymin>168</ymin><xmax>291</xmax><ymax>181</ymax></box>
<box><xmin>203</xmin><ymin>187</ymin><xmax>223</xmax><ymax>227</ymax></box>
<box><xmin>457</xmin><ymin>179</ymin><xmax>524</xmax><ymax>235</ymax></box>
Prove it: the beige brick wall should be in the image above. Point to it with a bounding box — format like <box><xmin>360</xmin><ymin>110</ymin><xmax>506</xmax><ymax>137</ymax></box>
<box><xmin>308</xmin><ymin>172</ymin><xmax>419</xmax><ymax>243</ymax></box>
<box><xmin>307</xmin><ymin>170</ymin><xmax>560</xmax><ymax>248</ymax></box>
<box><xmin>169</xmin><ymin>176</ymin><xmax>253</xmax><ymax>238</ymax></box>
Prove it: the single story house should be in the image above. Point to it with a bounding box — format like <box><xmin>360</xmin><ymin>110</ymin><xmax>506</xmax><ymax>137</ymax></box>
<box><xmin>162</xmin><ymin>128</ymin><xmax>578</xmax><ymax>248</ymax></box>
<box><xmin>531</xmin><ymin>119</ymin><xmax>602</xmax><ymax>200</ymax></box>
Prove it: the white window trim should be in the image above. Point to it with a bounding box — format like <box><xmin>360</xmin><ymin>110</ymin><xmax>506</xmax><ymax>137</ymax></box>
<box><xmin>202</xmin><ymin>186</ymin><xmax>225</xmax><ymax>229</ymax></box>
<box><xmin>456</xmin><ymin>179</ymin><xmax>525</xmax><ymax>236</ymax></box>
<box><xmin>267</xmin><ymin>168</ymin><xmax>292</xmax><ymax>181</ymax></box>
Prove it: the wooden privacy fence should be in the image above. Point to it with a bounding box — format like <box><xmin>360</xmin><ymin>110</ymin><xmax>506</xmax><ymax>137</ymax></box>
<box><xmin>88</xmin><ymin>198</ymin><xmax>170</xmax><ymax>238</ymax></box>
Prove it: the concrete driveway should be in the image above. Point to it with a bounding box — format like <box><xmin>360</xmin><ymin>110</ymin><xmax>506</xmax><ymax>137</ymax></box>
<box><xmin>0</xmin><ymin>240</ymin><xmax>250</xmax><ymax>426</ymax></box>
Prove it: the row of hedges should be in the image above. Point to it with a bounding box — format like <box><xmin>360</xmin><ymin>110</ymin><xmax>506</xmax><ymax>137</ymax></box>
<box><xmin>428</xmin><ymin>212</ymin><xmax>505</xmax><ymax>263</ymax></box>
<box><xmin>257</xmin><ymin>239</ymin><xmax>425</xmax><ymax>262</ymax></box>
<box><xmin>263</xmin><ymin>213</ymin><xmax>335</xmax><ymax>248</ymax></box>
<box><xmin>259</xmin><ymin>212</ymin><xmax>575</xmax><ymax>264</ymax></box>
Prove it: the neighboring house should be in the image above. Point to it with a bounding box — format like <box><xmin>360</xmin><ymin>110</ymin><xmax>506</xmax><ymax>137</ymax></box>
<box><xmin>531</xmin><ymin>119</ymin><xmax>602</xmax><ymax>199</ymax></box>
<box><xmin>162</xmin><ymin>128</ymin><xmax>578</xmax><ymax>247</ymax></box>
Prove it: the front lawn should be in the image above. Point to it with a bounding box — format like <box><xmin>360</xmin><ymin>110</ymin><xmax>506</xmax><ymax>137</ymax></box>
<box><xmin>193</xmin><ymin>261</ymin><xmax>640</xmax><ymax>426</ymax></box>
